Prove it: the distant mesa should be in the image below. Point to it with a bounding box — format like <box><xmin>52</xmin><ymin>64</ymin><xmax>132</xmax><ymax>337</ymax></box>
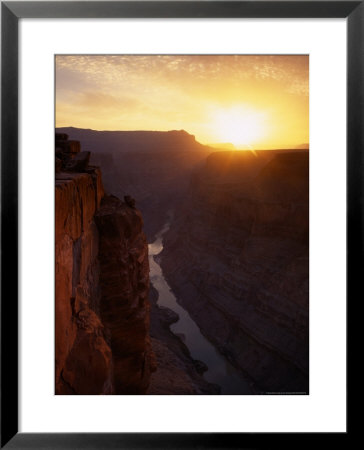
<box><xmin>56</xmin><ymin>127</ymin><xmax>204</xmax><ymax>154</ymax></box>
<box><xmin>56</xmin><ymin>127</ymin><xmax>309</xmax><ymax>154</ymax></box>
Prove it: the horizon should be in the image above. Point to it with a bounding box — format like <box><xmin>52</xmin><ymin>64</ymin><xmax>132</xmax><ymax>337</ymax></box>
<box><xmin>56</xmin><ymin>55</ymin><xmax>309</xmax><ymax>150</ymax></box>
<box><xmin>56</xmin><ymin>125</ymin><xmax>309</xmax><ymax>151</ymax></box>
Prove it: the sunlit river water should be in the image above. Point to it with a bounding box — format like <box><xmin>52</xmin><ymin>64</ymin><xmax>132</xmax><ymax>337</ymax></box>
<box><xmin>148</xmin><ymin>221</ymin><xmax>254</xmax><ymax>394</ymax></box>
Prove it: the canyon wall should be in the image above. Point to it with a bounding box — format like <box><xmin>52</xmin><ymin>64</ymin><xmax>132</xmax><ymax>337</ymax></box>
<box><xmin>161</xmin><ymin>150</ymin><xmax>309</xmax><ymax>393</ymax></box>
<box><xmin>95</xmin><ymin>195</ymin><xmax>154</xmax><ymax>394</ymax></box>
<box><xmin>55</xmin><ymin>134</ymin><xmax>154</xmax><ymax>394</ymax></box>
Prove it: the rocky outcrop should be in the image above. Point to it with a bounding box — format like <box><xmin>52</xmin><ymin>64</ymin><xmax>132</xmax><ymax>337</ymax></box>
<box><xmin>64</xmin><ymin>151</ymin><xmax>91</xmax><ymax>172</ymax></box>
<box><xmin>55</xmin><ymin>134</ymin><xmax>153</xmax><ymax>394</ymax></box>
<box><xmin>160</xmin><ymin>150</ymin><xmax>309</xmax><ymax>393</ymax></box>
<box><xmin>95</xmin><ymin>195</ymin><xmax>154</xmax><ymax>394</ymax></box>
<box><xmin>55</xmin><ymin>167</ymin><xmax>111</xmax><ymax>394</ymax></box>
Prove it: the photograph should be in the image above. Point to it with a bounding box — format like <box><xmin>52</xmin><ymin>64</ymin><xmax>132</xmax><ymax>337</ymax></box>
<box><xmin>55</xmin><ymin>54</ymin><xmax>309</xmax><ymax>396</ymax></box>
<box><xmin>0</xmin><ymin>0</ymin><xmax>355</xmax><ymax>445</ymax></box>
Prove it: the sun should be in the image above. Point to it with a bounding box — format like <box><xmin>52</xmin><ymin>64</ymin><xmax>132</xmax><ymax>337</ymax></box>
<box><xmin>211</xmin><ymin>106</ymin><xmax>268</xmax><ymax>148</ymax></box>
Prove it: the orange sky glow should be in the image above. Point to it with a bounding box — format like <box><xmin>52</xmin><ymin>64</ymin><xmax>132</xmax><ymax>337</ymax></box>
<box><xmin>56</xmin><ymin>55</ymin><xmax>309</xmax><ymax>149</ymax></box>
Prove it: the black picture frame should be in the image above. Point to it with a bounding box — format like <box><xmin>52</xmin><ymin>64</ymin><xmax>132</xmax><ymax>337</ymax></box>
<box><xmin>1</xmin><ymin>1</ymin><xmax>358</xmax><ymax>448</ymax></box>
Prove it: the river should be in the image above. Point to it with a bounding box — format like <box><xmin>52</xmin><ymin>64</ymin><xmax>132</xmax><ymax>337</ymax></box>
<box><xmin>148</xmin><ymin>220</ymin><xmax>254</xmax><ymax>394</ymax></box>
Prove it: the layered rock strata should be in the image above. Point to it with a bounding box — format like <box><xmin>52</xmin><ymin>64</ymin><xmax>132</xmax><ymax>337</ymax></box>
<box><xmin>161</xmin><ymin>151</ymin><xmax>309</xmax><ymax>393</ymax></box>
<box><xmin>55</xmin><ymin>134</ymin><xmax>153</xmax><ymax>394</ymax></box>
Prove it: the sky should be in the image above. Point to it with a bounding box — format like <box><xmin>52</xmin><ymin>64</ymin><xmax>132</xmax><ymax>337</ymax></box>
<box><xmin>56</xmin><ymin>55</ymin><xmax>309</xmax><ymax>149</ymax></box>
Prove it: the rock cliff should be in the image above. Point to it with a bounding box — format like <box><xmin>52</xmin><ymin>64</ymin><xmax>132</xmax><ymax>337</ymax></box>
<box><xmin>160</xmin><ymin>150</ymin><xmax>309</xmax><ymax>393</ymax></box>
<box><xmin>95</xmin><ymin>195</ymin><xmax>154</xmax><ymax>394</ymax></box>
<box><xmin>55</xmin><ymin>134</ymin><xmax>154</xmax><ymax>394</ymax></box>
<box><xmin>56</xmin><ymin>127</ymin><xmax>211</xmax><ymax>241</ymax></box>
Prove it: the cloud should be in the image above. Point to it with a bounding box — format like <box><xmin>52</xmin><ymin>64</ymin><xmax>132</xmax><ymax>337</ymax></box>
<box><xmin>77</xmin><ymin>91</ymin><xmax>140</xmax><ymax>111</ymax></box>
<box><xmin>56</xmin><ymin>54</ymin><xmax>308</xmax><ymax>96</ymax></box>
<box><xmin>55</xmin><ymin>54</ymin><xmax>309</xmax><ymax>146</ymax></box>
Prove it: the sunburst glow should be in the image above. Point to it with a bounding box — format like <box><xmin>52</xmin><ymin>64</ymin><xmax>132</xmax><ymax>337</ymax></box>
<box><xmin>56</xmin><ymin>55</ymin><xmax>309</xmax><ymax>149</ymax></box>
<box><xmin>211</xmin><ymin>106</ymin><xmax>268</xmax><ymax>148</ymax></box>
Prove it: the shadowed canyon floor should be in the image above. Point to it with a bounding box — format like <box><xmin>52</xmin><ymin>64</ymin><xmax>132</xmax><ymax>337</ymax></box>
<box><xmin>148</xmin><ymin>221</ymin><xmax>254</xmax><ymax>394</ymax></box>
